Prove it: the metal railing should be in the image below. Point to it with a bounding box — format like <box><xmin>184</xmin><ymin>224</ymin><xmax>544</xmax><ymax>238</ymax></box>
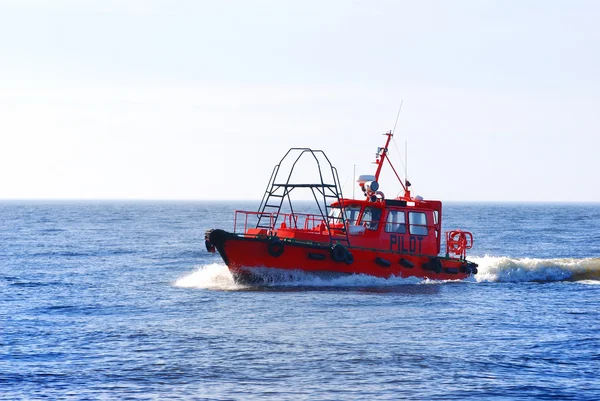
<box><xmin>234</xmin><ymin>210</ymin><xmax>327</xmax><ymax>236</ymax></box>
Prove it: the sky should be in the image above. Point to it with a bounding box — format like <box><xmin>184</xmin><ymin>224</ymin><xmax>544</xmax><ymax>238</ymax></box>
<box><xmin>1</xmin><ymin>0</ymin><xmax>599</xmax><ymax>202</ymax></box>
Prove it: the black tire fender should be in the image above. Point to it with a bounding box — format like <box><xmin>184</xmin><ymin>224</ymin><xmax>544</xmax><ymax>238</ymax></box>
<box><xmin>204</xmin><ymin>229</ymin><xmax>216</xmax><ymax>253</ymax></box>
<box><xmin>345</xmin><ymin>250</ymin><xmax>354</xmax><ymax>265</ymax></box>
<box><xmin>423</xmin><ymin>257</ymin><xmax>443</xmax><ymax>273</ymax></box>
<box><xmin>331</xmin><ymin>244</ymin><xmax>347</xmax><ymax>262</ymax></box>
<box><xmin>399</xmin><ymin>258</ymin><xmax>414</xmax><ymax>268</ymax></box>
<box><xmin>375</xmin><ymin>257</ymin><xmax>391</xmax><ymax>268</ymax></box>
<box><xmin>433</xmin><ymin>257</ymin><xmax>443</xmax><ymax>274</ymax></box>
<box><xmin>267</xmin><ymin>239</ymin><xmax>284</xmax><ymax>257</ymax></box>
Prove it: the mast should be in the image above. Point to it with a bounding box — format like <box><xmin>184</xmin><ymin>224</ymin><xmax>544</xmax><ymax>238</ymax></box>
<box><xmin>373</xmin><ymin>131</ymin><xmax>410</xmax><ymax>199</ymax></box>
<box><xmin>374</xmin><ymin>131</ymin><xmax>393</xmax><ymax>182</ymax></box>
<box><xmin>404</xmin><ymin>140</ymin><xmax>410</xmax><ymax>199</ymax></box>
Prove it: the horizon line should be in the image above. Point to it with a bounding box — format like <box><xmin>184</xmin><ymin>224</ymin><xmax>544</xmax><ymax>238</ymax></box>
<box><xmin>1</xmin><ymin>198</ymin><xmax>599</xmax><ymax>205</ymax></box>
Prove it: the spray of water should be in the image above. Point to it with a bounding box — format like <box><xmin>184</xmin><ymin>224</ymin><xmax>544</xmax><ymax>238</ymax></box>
<box><xmin>174</xmin><ymin>257</ymin><xmax>600</xmax><ymax>290</ymax></box>
<box><xmin>471</xmin><ymin>255</ymin><xmax>600</xmax><ymax>283</ymax></box>
<box><xmin>174</xmin><ymin>263</ymin><xmax>245</xmax><ymax>291</ymax></box>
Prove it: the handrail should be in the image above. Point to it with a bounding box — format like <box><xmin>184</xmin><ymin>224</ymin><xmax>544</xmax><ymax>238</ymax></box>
<box><xmin>236</xmin><ymin>209</ymin><xmax>441</xmax><ymax>237</ymax></box>
<box><xmin>234</xmin><ymin>210</ymin><xmax>328</xmax><ymax>235</ymax></box>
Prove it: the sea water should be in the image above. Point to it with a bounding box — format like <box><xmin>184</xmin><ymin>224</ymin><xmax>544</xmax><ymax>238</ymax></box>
<box><xmin>1</xmin><ymin>201</ymin><xmax>599</xmax><ymax>400</ymax></box>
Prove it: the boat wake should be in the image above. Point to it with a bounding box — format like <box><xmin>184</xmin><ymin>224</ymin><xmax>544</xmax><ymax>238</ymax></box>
<box><xmin>175</xmin><ymin>257</ymin><xmax>600</xmax><ymax>290</ymax></box>
<box><xmin>174</xmin><ymin>264</ymin><xmax>424</xmax><ymax>290</ymax></box>
<box><xmin>472</xmin><ymin>256</ymin><xmax>600</xmax><ymax>283</ymax></box>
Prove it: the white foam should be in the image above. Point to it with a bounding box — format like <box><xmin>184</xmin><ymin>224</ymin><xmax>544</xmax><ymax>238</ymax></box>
<box><xmin>247</xmin><ymin>267</ymin><xmax>424</xmax><ymax>287</ymax></box>
<box><xmin>175</xmin><ymin>263</ymin><xmax>451</xmax><ymax>290</ymax></box>
<box><xmin>471</xmin><ymin>255</ymin><xmax>600</xmax><ymax>283</ymax></box>
<box><xmin>174</xmin><ymin>257</ymin><xmax>600</xmax><ymax>290</ymax></box>
<box><xmin>579</xmin><ymin>280</ymin><xmax>600</xmax><ymax>285</ymax></box>
<box><xmin>174</xmin><ymin>263</ymin><xmax>245</xmax><ymax>291</ymax></box>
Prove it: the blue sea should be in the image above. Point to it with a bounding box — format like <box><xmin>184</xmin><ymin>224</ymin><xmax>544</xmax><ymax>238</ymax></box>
<box><xmin>2</xmin><ymin>201</ymin><xmax>600</xmax><ymax>400</ymax></box>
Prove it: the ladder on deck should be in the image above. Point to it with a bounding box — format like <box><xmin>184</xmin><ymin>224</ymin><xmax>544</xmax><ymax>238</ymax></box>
<box><xmin>255</xmin><ymin>148</ymin><xmax>350</xmax><ymax>246</ymax></box>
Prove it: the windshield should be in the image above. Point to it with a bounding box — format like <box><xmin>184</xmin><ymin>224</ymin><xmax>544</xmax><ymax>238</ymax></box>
<box><xmin>328</xmin><ymin>207</ymin><xmax>343</xmax><ymax>225</ymax></box>
<box><xmin>361</xmin><ymin>206</ymin><xmax>382</xmax><ymax>230</ymax></box>
<box><xmin>344</xmin><ymin>205</ymin><xmax>362</xmax><ymax>225</ymax></box>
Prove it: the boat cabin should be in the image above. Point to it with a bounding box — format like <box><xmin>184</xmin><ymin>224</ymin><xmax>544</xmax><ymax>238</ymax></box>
<box><xmin>328</xmin><ymin>198</ymin><xmax>442</xmax><ymax>255</ymax></box>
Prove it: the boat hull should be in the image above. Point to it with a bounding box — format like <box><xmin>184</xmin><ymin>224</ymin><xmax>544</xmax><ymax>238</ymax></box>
<box><xmin>208</xmin><ymin>229</ymin><xmax>477</xmax><ymax>284</ymax></box>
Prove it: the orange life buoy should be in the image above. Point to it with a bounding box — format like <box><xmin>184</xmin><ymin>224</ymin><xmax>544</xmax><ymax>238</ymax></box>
<box><xmin>448</xmin><ymin>231</ymin><xmax>467</xmax><ymax>255</ymax></box>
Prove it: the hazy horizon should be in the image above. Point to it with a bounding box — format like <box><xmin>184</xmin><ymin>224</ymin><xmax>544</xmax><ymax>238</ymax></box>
<box><xmin>2</xmin><ymin>198</ymin><xmax>599</xmax><ymax>206</ymax></box>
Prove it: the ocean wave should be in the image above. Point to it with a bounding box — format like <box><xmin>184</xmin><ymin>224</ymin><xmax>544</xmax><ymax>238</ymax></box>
<box><xmin>471</xmin><ymin>256</ymin><xmax>600</xmax><ymax>283</ymax></box>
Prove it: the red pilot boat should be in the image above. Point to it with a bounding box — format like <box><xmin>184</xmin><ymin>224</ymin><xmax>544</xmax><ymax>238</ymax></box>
<box><xmin>205</xmin><ymin>131</ymin><xmax>478</xmax><ymax>283</ymax></box>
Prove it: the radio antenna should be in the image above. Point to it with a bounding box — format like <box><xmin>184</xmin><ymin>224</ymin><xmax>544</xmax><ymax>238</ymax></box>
<box><xmin>353</xmin><ymin>164</ymin><xmax>356</xmax><ymax>199</ymax></box>
<box><xmin>392</xmin><ymin>100</ymin><xmax>404</xmax><ymax>136</ymax></box>
<box><xmin>405</xmin><ymin>140</ymin><xmax>408</xmax><ymax>191</ymax></box>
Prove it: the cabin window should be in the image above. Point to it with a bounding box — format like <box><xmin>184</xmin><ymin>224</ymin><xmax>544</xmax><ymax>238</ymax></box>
<box><xmin>385</xmin><ymin>210</ymin><xmax>406</xmax><ymax>233</ymax></box>
<box><xmin>361</xmin><ymin>207</ymin><xmax>382</xmax><ymax>230</ymax></box>
<box><xmin>328</xmin><ymin>207</ymin><xmax>342</xmax><ymax>225</ymax></box>
<box><xmin>409</xmin><ymin>212</ymin><xmax>428</xmax><ymax>235</ymax></box>
<box><xmin>344</xmin><ymin>205</ymin><xmax>362</xmax><ymax>225</ymax></box>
